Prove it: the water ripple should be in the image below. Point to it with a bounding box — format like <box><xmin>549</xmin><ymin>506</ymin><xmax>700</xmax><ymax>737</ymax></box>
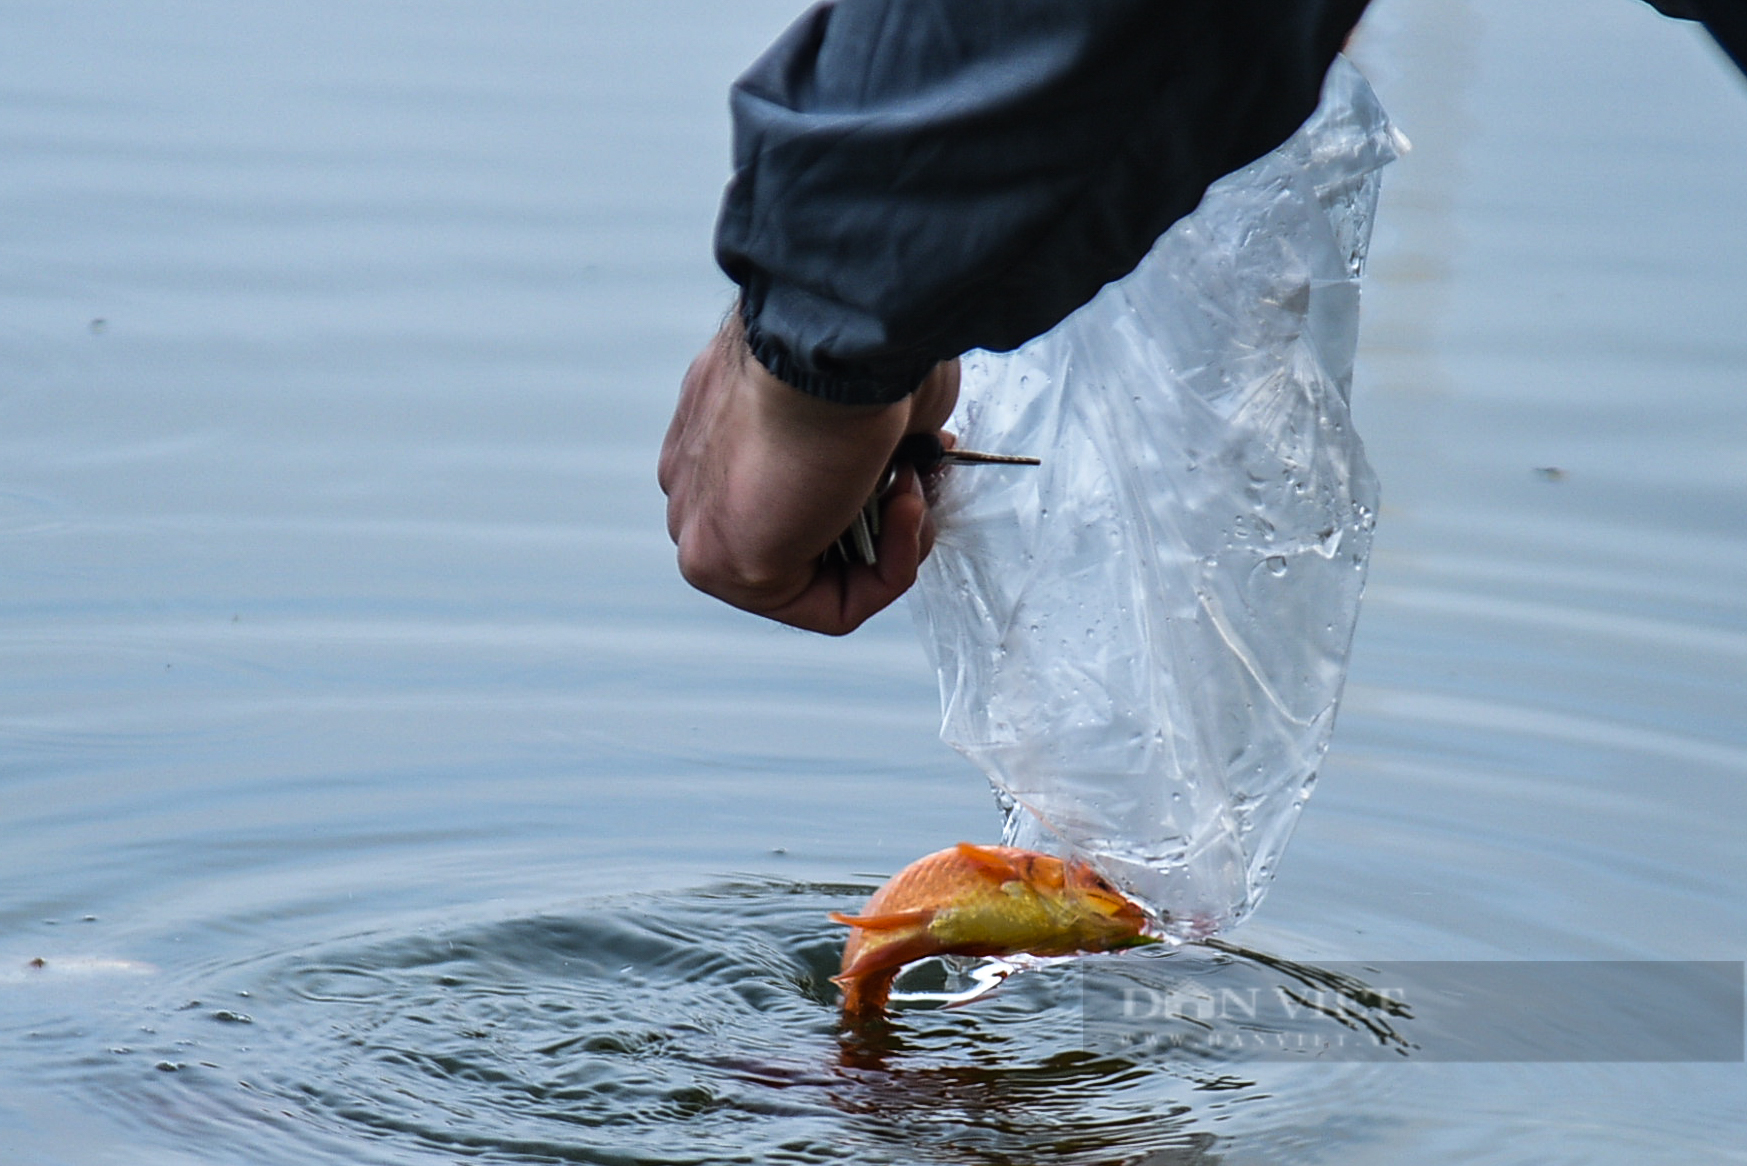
<box><xmin>38</xmin><ymin>883</ymin><xmax>1419</xmax><ymax>1166</ymax></box>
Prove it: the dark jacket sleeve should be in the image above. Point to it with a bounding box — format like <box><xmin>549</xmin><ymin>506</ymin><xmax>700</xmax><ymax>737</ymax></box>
<box><xmin>715</xmin><ymin>0</ymin><xmax>1372</xmax><ymax>404</ymax></box>
<box><xmin>1693</xmin><ymin>0</ymin><xmax>1747</xmax><ymax>75</ymax></box>
<box><xmin>1643</xmin><ymin>0</ymin><xmax>1747</xmax><ymax>72</ymax></box>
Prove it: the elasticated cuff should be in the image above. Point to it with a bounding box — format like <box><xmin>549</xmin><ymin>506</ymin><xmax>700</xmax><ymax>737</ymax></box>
<box><xmin>740</xmin><ymin>300</ymin><xmax>935</xmax><ymax>406</ymax></box>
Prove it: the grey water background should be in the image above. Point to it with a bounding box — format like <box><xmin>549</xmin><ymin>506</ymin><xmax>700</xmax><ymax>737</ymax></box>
<box><xmin>2</xmin><ymin>0</ymin><xmax>1743</xmax><ymax>1161</ymax></box>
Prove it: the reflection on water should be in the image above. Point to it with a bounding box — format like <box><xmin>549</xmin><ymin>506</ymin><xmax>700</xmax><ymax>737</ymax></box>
<box><xmin>3</xmin><ymin>0</ymin><xmax>1746</xmax><ymax>1161</ymax></box>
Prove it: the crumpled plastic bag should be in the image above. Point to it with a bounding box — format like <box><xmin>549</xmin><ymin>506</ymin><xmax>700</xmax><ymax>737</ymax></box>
<box><xmin>911</xmin><ymin>57</ymin><xmax>1404</xmax><ymax>939</ymax></box>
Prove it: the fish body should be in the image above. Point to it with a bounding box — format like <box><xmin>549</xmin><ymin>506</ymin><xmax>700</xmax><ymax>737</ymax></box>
<box><xmin>830</xmin><ymin>842</ymin><xmax>1153</xmax><ymax>1016</ymax></box>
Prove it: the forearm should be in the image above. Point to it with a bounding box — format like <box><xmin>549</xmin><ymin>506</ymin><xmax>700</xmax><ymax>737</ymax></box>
<box><xmin>666</xmin><ymin>0</ymin><xmax>1375</xmax><ymax>631</ymax></box>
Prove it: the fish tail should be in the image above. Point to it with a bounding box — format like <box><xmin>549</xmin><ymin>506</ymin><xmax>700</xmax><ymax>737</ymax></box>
<box><xmin>834</xmin><ymin>966</ymin><xmax>900</xmax><ymax>1018</ymax></box>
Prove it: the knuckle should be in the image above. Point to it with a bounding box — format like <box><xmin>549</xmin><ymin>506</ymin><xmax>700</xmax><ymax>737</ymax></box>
<box><xmin>675</xmin><ymin>538</ymin><xmax>789</xmax><ymax>605</ymax></box>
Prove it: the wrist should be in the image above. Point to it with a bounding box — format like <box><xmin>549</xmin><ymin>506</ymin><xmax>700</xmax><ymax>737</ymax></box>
<box><xmin>720</xmin><ymin>311</ymin><xmax>909</xmax><ymax>476</ymax></box>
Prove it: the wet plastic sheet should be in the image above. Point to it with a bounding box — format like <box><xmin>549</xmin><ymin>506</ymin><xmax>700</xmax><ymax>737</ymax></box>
<box><xmin>911</xmin><ymin>58</ymin><xmax>1403</xmax><ymax>938</ymax></box>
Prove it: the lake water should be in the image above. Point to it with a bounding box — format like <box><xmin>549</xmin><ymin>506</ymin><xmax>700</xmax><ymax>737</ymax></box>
<box><xmin>3</xmin><ymin>1</ymin><xmax>1744</xmax><ymax>1162</ymax></box>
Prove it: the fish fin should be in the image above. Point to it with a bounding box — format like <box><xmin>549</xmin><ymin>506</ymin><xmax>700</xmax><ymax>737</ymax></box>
<box><xmin>955</xmin><ymin>842</ymin><xmax>1022</xmax><ymax>881</ymax></box>
<box><xmin>1064</xmin><ymin>857</ymin><xmax>1110</xmax><ymax>890</ymax></box>
<box><xmin>829</xmin><ymin>908</ymin><xmax>933</xmax><ymax>931</ymax></box>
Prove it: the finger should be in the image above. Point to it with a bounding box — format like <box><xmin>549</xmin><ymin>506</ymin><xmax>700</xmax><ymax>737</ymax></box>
<box><xmin>909</xmin><ymin>358</ymin><xmax>960</xmax><ymax>434</ymax></box>
<box><xmin>760</xmin><ymin>563</ymin><xmax>894</xmax><ymax>636</ymax></box>
<box><xmin>758</xmin><ymin>471</ymin><xmax>927</xmax><ymax>635</ymax></box>
<box><xmin>863</xmin><ymin>466</ymin><xmax>929</xmax><ymax>595</ymax></box>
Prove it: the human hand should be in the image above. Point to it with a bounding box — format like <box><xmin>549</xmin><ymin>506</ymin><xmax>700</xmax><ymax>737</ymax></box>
<box><xmin>658</xmin><ymin>314</ymin><xmax>959</xmax><ymax>634</ymax></box>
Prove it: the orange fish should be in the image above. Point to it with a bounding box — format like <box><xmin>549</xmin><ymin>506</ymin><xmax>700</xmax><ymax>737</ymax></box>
<box><xmin>830</xmin><ymin>842</ymin><xmax>1156</xmax><ymax>1017</ymax></box>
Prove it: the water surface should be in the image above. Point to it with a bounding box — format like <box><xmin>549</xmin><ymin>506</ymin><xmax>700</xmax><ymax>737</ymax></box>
<box><xmin>3</xmin><ymin>0</ymin><xmax>1744</xmax><ymax>1161</ymax></box>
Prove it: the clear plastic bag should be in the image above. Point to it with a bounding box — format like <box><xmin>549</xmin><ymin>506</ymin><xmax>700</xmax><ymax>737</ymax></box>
<box><xmin>911</xmin><ymin>58</ymin><xmax>1404</xmax><ymax>939</ymax></box>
